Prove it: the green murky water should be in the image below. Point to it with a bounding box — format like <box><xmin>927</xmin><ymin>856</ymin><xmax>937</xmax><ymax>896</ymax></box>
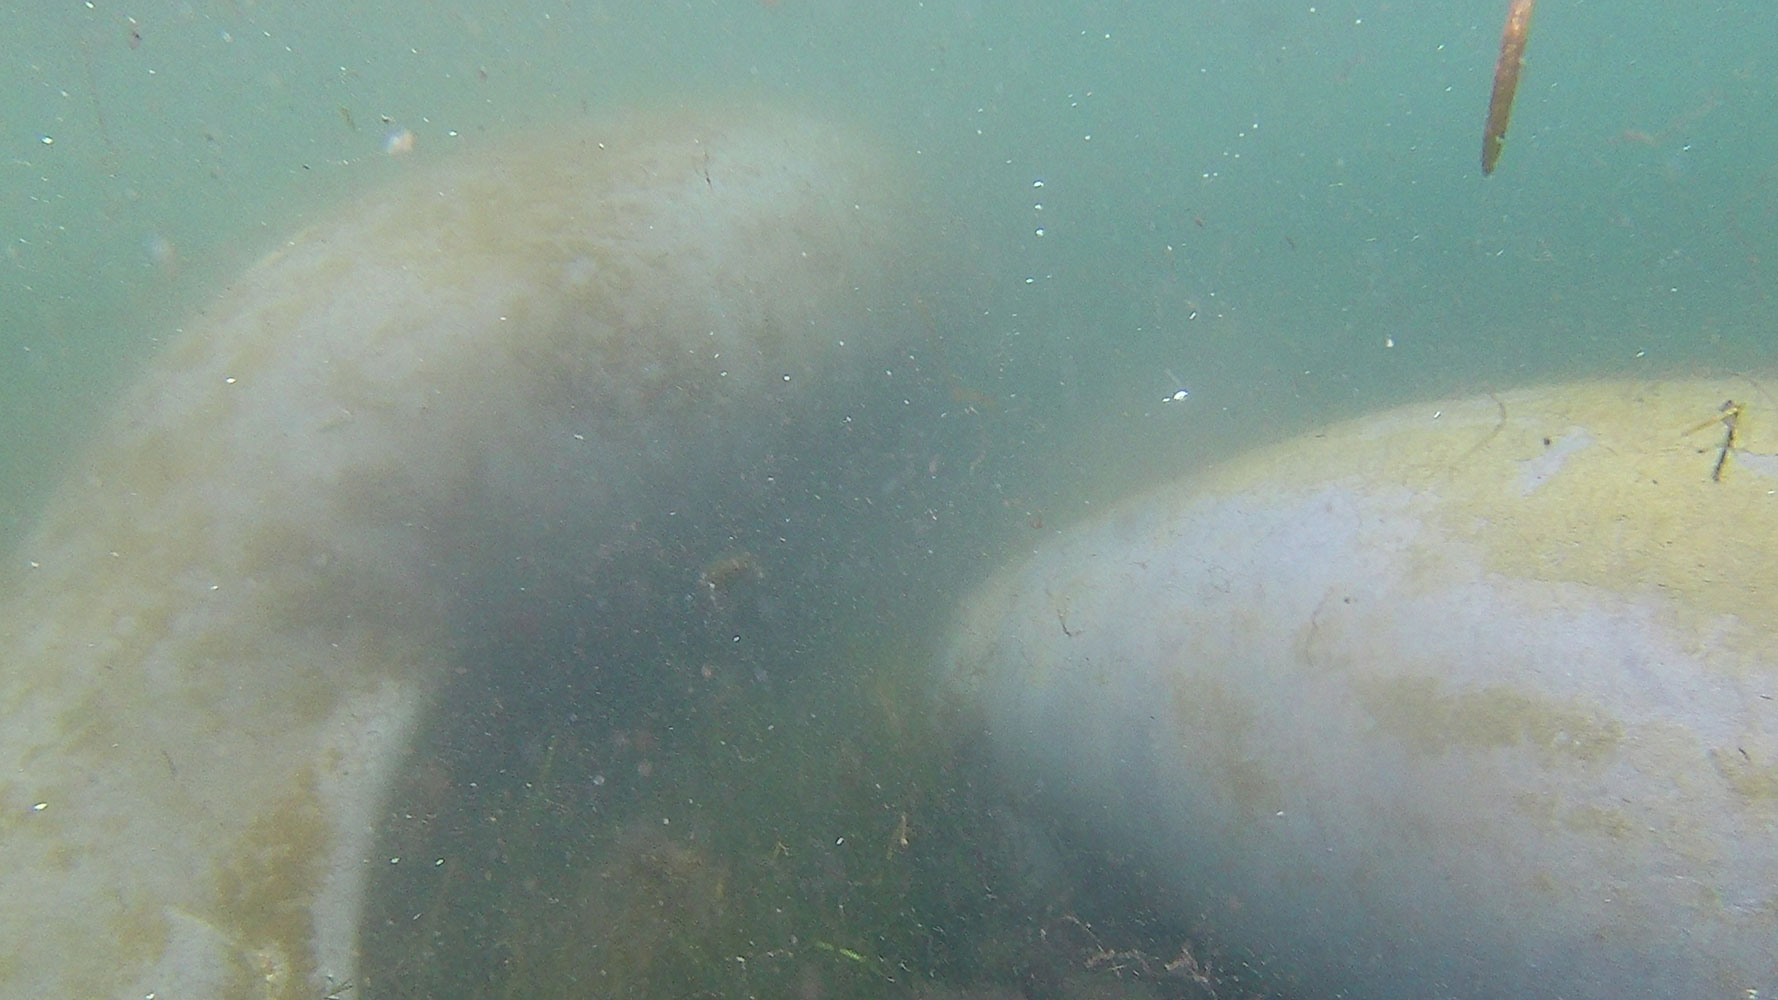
<box><xmin>5</xmin><ymin>3</ymin><xmax>1775</xmax><ymax>996</ymax></box>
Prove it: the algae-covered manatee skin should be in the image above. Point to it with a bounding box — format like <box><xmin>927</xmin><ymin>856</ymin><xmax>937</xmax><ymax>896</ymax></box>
<box><xmin>943</xmin><ymin>377</ymin><xmax>1778</xmax><ymax>1000</ymax></box>
<box><xmin>0</xmin><ymin>105</ymin><xmax>915</xmax><ymax>1000</ymax></box>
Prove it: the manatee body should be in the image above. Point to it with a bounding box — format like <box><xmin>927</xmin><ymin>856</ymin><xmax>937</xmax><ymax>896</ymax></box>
<box><xmin>0</xmin><ymin>106</ymin><xmax>912</xmax><ymax>999</ymax></box>
<box><xmin>943</xmin><ymin>379</ymin><xmax>1778</xmax><ymax>1000</ymax></box>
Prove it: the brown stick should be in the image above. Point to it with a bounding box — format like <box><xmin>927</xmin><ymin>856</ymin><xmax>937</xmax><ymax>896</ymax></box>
<box><xmin>1482</xmin><ymin>0</ymin><xmax>1537</xmax><ymax>174</ymax></box>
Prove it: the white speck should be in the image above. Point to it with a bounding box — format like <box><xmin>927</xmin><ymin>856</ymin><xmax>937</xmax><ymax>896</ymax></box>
<box><xmin>32</xmin><ymin>802</ymin><xmax>47</xmax><ymax>811</ymax></box>
<box><xmin>1162</xmin><ymin>368</ymin><xmax>1190</xmax><ymax>402</ymax></box>
<box><xmin>39</xmin><ymin>136</ymin><xmax>53</xmax><ymax>145</ymax></box>
<box><xmin>1384</xmin><ymin>337</ymin><xmax>1394</xmax><ymax>348</ymax></box>
<box><xmin>223</xmin><ymin>376</ymin><xmax>236</xmax><ymax>384</ymax></box>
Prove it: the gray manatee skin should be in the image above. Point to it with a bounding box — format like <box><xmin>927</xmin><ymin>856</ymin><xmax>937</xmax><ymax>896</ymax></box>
<box><xmin>0</xmin><ymin>104</ymin><xmax>913</xmax><ymax>1000</ymax></box>
<box><xmin>943</xmin><ymin>379</ymin><xmax>1778</xmax><ymax>1000</ymax></box>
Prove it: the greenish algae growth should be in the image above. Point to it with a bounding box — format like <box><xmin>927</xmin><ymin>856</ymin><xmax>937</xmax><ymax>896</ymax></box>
<box><xmin>1355</xmin><ymin>675</ymin><xmax>1623</xmax><ymax>765</ymax></box>
<box><xmin>1166</xmin><ymin>673</ymin><xmax>1282</xmax><ymax>822</ymax></box>
<box><xmin>212</xmin><ymin>769</ymin><xmax>331</xmax><ymax>1000</ymax></box>
<box><xmin>1513</xmin><ymin>792</ymin><xmax>1635</xmax><ymax>839</ymax></box>
<box><xmin>1708</xmin><ymin>747</ymin><xmax>1778</xmax><ymax>802</ymax></box>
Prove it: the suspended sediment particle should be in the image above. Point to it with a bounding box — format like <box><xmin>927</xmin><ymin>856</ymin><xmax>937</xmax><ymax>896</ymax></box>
<box><xmin>1482</xmin><ymin>0</ymin><xmax>1537</xmax><ymax>175</ymax></box>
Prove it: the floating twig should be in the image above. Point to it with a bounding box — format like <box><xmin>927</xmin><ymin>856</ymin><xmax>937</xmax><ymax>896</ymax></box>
<box><xmin>1482</xmin><ymin>0</ymin><xmax>1538</xmax><ymax>174</ymax></box>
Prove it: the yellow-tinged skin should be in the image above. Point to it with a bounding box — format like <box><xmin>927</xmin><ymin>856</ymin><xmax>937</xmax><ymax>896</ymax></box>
<box><xmin>1195</xmin><ymin>376</ymin><xmax>1778</xmax><ymax>639</ymax></box>
<box><xmin>943</xmin><ymin>375</ymin><xmax>1778</xmax><ymax>1000</ymax></box>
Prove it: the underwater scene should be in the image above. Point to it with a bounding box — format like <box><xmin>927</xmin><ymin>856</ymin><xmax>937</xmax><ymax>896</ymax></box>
<box><xmin>2</xmin><ymin>2</ymin><xmax>1776</xmax><ymax>999</ymax></box>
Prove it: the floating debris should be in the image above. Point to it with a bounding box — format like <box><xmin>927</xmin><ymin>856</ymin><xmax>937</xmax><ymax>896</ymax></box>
<box><xmin>1482</xmin><ymin>0</ymin><xmax>1537</xmax><ymax>175</ymax></box>
<box><xmin>697</xmin><ymin>550</ymin><xmax>763</xmax><ymax>606</ymax></box>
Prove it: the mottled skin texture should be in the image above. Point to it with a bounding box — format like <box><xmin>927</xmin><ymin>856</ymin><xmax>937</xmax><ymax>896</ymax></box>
<box><xmin>946</xmin><ymin>377</ymin><xmax>1778</xmax><ymax>1000</ymax></box>
<box><xmin>0</xmin><ymin>105</ymin><xmax>910</xmax><ymax>999</ymax></box>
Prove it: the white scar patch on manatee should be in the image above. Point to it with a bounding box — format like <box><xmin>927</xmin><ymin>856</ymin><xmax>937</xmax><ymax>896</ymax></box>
<box><xmin>0</xmin><ymin>105</ymin><xmax>913</xmax><ymax>1000</ymax></box>
<box><xmin>1515</xmin><ymin>425</ymin><xmax>1593</xmax><ymax>495</ymax></box>
<box><xmin>1730</xmin><ymin>446</ymin><xmax>1778</xmax><ymax>478</ymax></box>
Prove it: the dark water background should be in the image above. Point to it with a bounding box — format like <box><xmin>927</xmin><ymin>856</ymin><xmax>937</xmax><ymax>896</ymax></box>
<box><xmin>4</xmin><ymin>2</ymin><xmax>1775</xmax><ymax>996</ymax></box>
